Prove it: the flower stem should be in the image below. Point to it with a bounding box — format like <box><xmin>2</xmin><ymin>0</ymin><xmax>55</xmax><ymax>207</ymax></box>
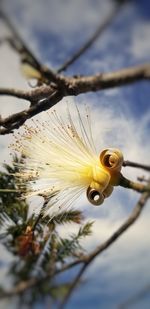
<box><xmin>119</xmin><ymin>175</ymin><xmax>150</xmax><ymax>193</ymax></box>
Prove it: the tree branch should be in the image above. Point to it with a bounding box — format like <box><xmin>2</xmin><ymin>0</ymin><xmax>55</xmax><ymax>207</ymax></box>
<box><xmin>0</xmin><ymin>90</ymin><xmax>63</xmax><ymax>134</ymax></box>
<box><xmin>0</xmin><ymin>10</ymin><xmax>60</xmax><ymax>84</ymax></box>
<box><xmin>123</xmin><ymin>160</ymin><xmax>150</xmax><ymax>172</ymax></box>
<box><xmin>0</xmin><ymin>88</ymin><xmax>32</xmax><ymax>101</ymax></box>
<box><xmin>118</xmin><ymin>283</ymin><xmax>150</xmax><ymax>309</ymax></box>
<box><xmin>59</xmin><ymin>187</ymin><xmax>150</xmax><ymax>308</ymax></box>
<box><xmin>57</xmin><ymin>0</ymin><xmax>124</xmax><ymax>73</ymax></box>
<box><xmin>66</xmin><ymin>63</ymin><xmax>150</xmax><ymax>95</ymax></box>
<box><xmin>119</xmin><ymin>175</ymin><xmax>150</xmax><ymax>193</ymax></box>
<box><xmin>0</xmin><ymin>63</ymin><xmax>150</xmax><ymax>134</ymax></box>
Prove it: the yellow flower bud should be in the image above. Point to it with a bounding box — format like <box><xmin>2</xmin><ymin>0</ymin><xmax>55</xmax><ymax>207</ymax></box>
<box><xmin>99</xmin><ymin>148</ymin><xmax>123</xmax><ymax>186</ymax></box>
<box><xmin>103</xmin><ymin>184</ymin><xmax>114</xmax><ymax>198</ymax></box>
<box><xmin>100</xmin><ymin>148</ymin><xmax>123</xmax><ymax>172</ymax></box>
<box><xmin>109</xmin><ymin>171</ymin><xmax>122</xmax><ymax>186</ymax></box>
<box><xmin>86</xmin><ymin>186</ymin><xmax>104</xmax><ymax>206</ymax></box>
<box><xmin>86</xmin><ymin>167</ymin><xmax>110</xmax><ymax>206</ymax></box>
<box><xmin>91</xmin><ymin>165</ymin><xmax>110</xmax><ymax>191</ymax></box>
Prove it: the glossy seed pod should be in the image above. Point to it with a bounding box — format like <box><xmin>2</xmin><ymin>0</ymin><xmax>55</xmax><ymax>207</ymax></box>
<box><xmin>86</xmin><ymin>186</ymin><xmax>104</xmax><ymax>206</ymax></box>
<box><xmin>100</xmin><ymin>148</ymin><xmax>123</xmax><ymax>173</ymax></box>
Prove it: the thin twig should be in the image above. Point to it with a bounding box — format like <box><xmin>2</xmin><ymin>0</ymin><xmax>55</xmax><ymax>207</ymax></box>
<box><xmin>0</xmin><ymin>85</ymin><xmax>55</xmax><ymax>102</ymax></box>
<box><xmin>57</xmin><ymin>1</ymin><xmax>124</xmax><ymax>73</ymax></box>
<box><xmin>58</xmin><ymin>264</ymin><xmax>87</xmax><ymax>309</ymax></box>
<box><xmin>0</xmin><ymin>259</ymin><xmax>82</xmax><ymax>299</ymax></box>
<box><xmin>59</xmin><ymin>187</ymin><xmax>150</xmax><ymax>308</ymax></box>
<box><xmin>137</xmin><ymin>176</ymin><xmax>149</xmax><ymax>183</ymax></box>
<box><xmin>47</xmin><ymin>234</ymin><xmax>58</xmax><ymax>276</ymax></box>
<box><xmin>118</xmin><ymin>283</ymin><xmax>150</xmax><ymax>309</ymax></box>
<box><xmin>31</xmin><ymin>234</ymin><xmax>52</xmax><ymax>278</ymax></box>
<box><xmin>0</xmin><ymin>90</ymin><xmax>63</xmax><ymax>134</ymax></box>
<box><xmin>0</xmin><ymin>88</ymin><xmax>32</xmax><ymax>101</ymax></box>
<box><xmin>32</xmin><ymin>198</ymin><xmax>50</xmax><ymax>232</ymax></box>
<box><xmin>0</xmin><ymin>10</ymin><xmax>62</xmax><ymax>85</ymax></box>
<box><xmin>119</xmin><ymin>175</ymin><xmax>150</xmax><ymax>193</ymax></box>
<box><xmin>123</xmin><ymin>160</ymin><xmax>150</xmax><ymax>172</ymax></box>
<box><xmin>1</xmin><ymin>7</ymin><xmax>150</xmax><ymax>135</ymax></box>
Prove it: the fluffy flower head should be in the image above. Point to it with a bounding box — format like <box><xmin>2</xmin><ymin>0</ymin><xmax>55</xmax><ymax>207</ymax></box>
<box><xmin>11</xmin><ymin>104</ymin><xmax>123</xmax><ymax>217</ymax></box>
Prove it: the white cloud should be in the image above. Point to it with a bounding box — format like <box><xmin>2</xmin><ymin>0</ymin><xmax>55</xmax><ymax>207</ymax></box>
<box><xmin>82</xmin><ymin>211</ymin><xmax>150</xmax><ymax>306</ymax></box>
<box><xmin>130</xmin><ymin>21</ymin><xmax>150</xmax><ymax>59</ymax></box>
<box><xmin>2</xmin><ymin>0</ymin><xmax>112</xmax><ymax>36</ymax></box>
<box><xmin>0</xmin><ymin>20</ymin><xmax>29</xmax><ymax>119</ymax></box>
<box><xmin>2</xmin><ymin>0</ymin><xmax>114</xmax><ymax>69</ymax></box>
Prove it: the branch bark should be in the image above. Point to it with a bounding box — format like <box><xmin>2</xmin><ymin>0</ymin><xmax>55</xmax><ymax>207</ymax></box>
<box><xmin>0</xmin><ymin>90</ymin><xmax>63</xmax><ymax>134</ymax></box>
<box><xmin>0</xmin><ymin>63</ymin><xmax>150</xmax><ymax>134</ymax></box>
<box><xmin>123</xmin><ymin>160</ymin><xmax>150</xmax><ymax>172</ymax></box>
<box><xmin>66</xmin><ymin>64</ymin><xmax>150</xmax><ymax>95</ymax></box>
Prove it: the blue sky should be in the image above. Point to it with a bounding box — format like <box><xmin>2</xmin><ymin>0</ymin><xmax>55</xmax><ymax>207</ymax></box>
<box><xmin>0</xmin><ymin>0</ymin><xmax>150</xmax><ymax>308</ymax></box>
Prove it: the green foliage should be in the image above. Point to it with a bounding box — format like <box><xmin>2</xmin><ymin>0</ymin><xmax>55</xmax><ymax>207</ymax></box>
<box><xmin>78</xmin><ymin>221</ymin><xmax>94</xmax><ymax>237</ymax></box>
<box><xmin>0</xmin><ymin>156</ymin><xmax>28</xmax><ymax>223</ymax></box>
<box><xmin>57</xmin><ymin>221</ymin><xmax>93</xmax><ymax>262</ymax></box>
<box><xmin>0</xmin><ymin>159</ymin><xmax>94</xmax><ymax>307</ymax></box>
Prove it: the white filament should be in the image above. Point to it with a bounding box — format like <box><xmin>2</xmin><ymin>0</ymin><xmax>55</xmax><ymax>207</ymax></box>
<box><xmin>12</xmin><ymin>104</ymin><xmax>101</xmax><ymax>217</ymax></box>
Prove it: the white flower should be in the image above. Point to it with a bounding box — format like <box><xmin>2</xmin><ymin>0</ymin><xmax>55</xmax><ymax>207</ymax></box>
<box><xmin>11</xmin><ymin>104</ymin><xmax>123</xmax><ymax>218</ymax></box>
